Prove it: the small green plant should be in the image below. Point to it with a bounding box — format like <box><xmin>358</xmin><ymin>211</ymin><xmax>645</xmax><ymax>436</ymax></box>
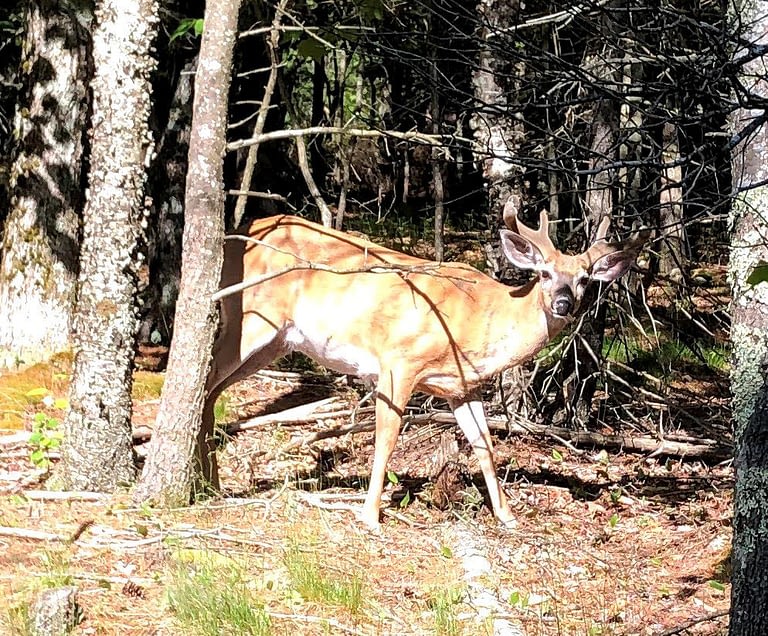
<box><xmin>4</xmin><ymin>602</ymin><xmax>31</xmax><ymax>636</ymax></box>
<box><xmin>39</xmin><ymin>549</ymin><xmax>73</xmax><ymax>589</ymax></box>
<box><xmin>283</xmin><ymin>542</ymin><xmax>364</xmax><ymax>614</ymax></box>
<box><xmin>167</xmin><ymin>553</ymin><xmax>271</xmax><ymax>636</ymax></box>
<box><xmin>428</xmin><ymin>585</ymin><xmax>464</xmax><ymax>636</ymax></box>
<box><xmin>28</xmin><ymin>413</ymin><xmax>62</xmax><ymax>470</ymax></box>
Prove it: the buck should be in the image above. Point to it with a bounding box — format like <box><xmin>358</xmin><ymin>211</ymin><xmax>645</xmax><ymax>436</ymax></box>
<box><xmin>202</xmin><ymin>199</ymin><xmax>648</xmax><ymax>529</ymax></box>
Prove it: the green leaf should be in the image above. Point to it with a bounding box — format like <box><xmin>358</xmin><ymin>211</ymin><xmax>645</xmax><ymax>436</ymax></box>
<box><xmin>747</xmin><ymin>262</ymin><xmax>768</xmax><ymax>286</ymax></box>
<box><xmin>29</xmin><ymin>449</ymin><xmax>46</xmax><ymax>465</ymax></box>
<box><xmin>28</xmin><ymin>432</ymin><xmax>43</xmax><ymax>445</ymax></box>
<box><xmin>297</xmin><ymin>37</ymin><xmax>326</xmax><ymax>61</ymax></box>
<box><xmin>709</xmin><ymin>580</ymin><xmax>725</xmax><ymax>592</ymax></box>
<box><xmin>386</xmin><ymin>470</ymin><xmax>399</xmax><ymax>485</ymax></box>
<box><xmin>399</xmin><ymin>491</ymin><xmax>411</xmax><ymax>508</ymax></box>
<box><xmin>170</xmin><ymin>17</ymin><xmax>203</xmax><ymax>43</ymax></box>
<box><xmin>53</xmin><ymin>397</ymin><xmax>69</xmax><ymax>410</ymax></box>
<box><xmin>26</xmin><ymin>388</ymin><xmax>49</xmax><ymax>399</ymax></box>
<box><xmin>552</xmin><ymin>448</ymin><xmax>563</xmax><ymax>462</ymax></box>
<box><xmin>609</xmin><ymin>513</ymin><xmax>619</xmax><ymax>528</ymax></box>
<box><xmin>439</xmin><ymin>546</ymin><xmax>453</xmax><ymax>559</ymax></box>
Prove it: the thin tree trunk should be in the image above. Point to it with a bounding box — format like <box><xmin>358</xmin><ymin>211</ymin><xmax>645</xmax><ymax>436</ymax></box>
<box><xmin>59</xmin><ymin>0</ymin><xmax>158</xmax><ymax>490</ymax></box>
<box><xmin>134</xmin><ymin>0</ymin><xmax>242</xmax><ymax>506</ymax></box>
<box><xmin>232</xmin><ymin>0</ymin><xmax>288</xmax><ymax>228</ymax></box>
<box><xmin>552</xmin><ymin>101</ymin><xmax>615</xmax><ymax>428</ymax></box>
<box><xmin>0</xmin><ymin>0</ymin><xmax>92</xmax><ymax>366</ymax></box>
<box><xmin>658</xmin><ymin>120</ymin><xmax>685</xmax><ymax>280</ymax></box>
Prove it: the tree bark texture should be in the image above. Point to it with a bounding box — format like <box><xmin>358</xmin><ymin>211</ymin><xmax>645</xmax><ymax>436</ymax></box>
<box><xmin>470</xmin><ymin>0</ymin><xmax>522</xmax><ymax>225</ymax></box>
<box><xmin>134</xmin><ymin>0</ymin><xmax>242</xmax><ymax>506</ymax></box>
<box><xmin>59</xmin><ymin>0</ymin><xmax>159</xmax><ymax>491</ymax></box>
<box><xmin>552</xmin><ymin>100</ymin><xmax>616</xmax><ymax>428</ymax></box>
<box><xmin>0</xmin><ymin>0</ymin><xmax>92</xmax><ymax>367</ymax></box>
<box><xmin>729</xmin><ymin>3</ymin><xmax>768</xmax><ymax>632</ymax></box>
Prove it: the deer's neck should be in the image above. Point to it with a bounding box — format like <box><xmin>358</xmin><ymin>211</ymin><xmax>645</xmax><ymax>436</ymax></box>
<box><xmin>498</xmin><ymin>278</ymin><xmax>569</xmax><ymax>364</ymax></box>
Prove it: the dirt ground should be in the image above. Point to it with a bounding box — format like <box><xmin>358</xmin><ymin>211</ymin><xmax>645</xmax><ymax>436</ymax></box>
<box><xmin>0</xmin><ymin>366</ymin><xmax>732</xmax><ymax>635</ymax></box>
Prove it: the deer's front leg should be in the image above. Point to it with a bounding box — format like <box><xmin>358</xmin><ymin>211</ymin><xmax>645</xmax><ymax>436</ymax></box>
<box><xmin>361</xmin><ymin>369</ymin><xmax>413</xmax><ymax>530</ymax></box>
<box><xmin>451</xmin><ymin>399</ymin><xmax>515</xmax><ymax>526</ymax></box>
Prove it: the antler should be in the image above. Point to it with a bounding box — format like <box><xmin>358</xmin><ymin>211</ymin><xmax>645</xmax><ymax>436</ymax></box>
<box><xmin>502</xmin><ymin>196</ymin><xmax>557</xmax><ymax>257</ymax></box>
<box><xmin>584</xmin><ymin>220</ymin><xmax>650</xmax><ymax>265</ymax></box>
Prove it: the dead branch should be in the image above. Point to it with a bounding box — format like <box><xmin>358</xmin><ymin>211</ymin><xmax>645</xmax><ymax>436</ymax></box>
<box><xmin>226</xmin><ymin>126</ymin><xmax>455</xmax><ymax>151</ymax></box>
<box><xmin>405</xmin><ymin>412</ymin><xmax>731</xmax><ymax>460</ymax></box>
<box><xmin>0</xmin><ymin>526</ymin><xmax>69</xmax><ymax>542</ymax></box>
<box><xmin>657</xmin><ymin>610</ymin><xmax>729</xmax><ymax>636</ymax></box>
<box><xmin>295</xmin><ymin>134</ymin><xmax>334</xmax><ymax>226</ymax></box>
<box><xmin>227</xmin><ymin>189</ymin><xmax>290</xmax><ymax>204</ymax></box>
<box><xmin>233</xmin><ymin>0</ymin><xmax>288</xmax><ymax>227</ymax></box>
<box><xmin>227</xmin><ymin>397</ymin><xmax>341</xmax><ymax>431</ymax></box>
<box><xmin>22</xmin><ymin>490</ymin><xmax>109</xmax><ymax>502</ymax></box>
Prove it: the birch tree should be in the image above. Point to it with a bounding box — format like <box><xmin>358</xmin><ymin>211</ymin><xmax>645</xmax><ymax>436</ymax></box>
<box><xmin>59</xmin><ymin>0</ymin><xmax>159</xmax><ymax>490</ymax></box>
<box><xmin>729</xmin><ymin>2</ymin><xmax>768</xmax><ymax>632</ymax></box>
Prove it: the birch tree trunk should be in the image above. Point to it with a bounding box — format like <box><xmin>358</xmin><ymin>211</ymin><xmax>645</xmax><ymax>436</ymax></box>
<box><xmin>0</xmin><ymin>0</ymin><xmax>92</xmax><ymax>367</ymax></box>
<box><xmin>729</xmin><ymin>2</ymin><xmax>768</xmax><ymax>632</ymax></box>
<box><xmin>134</xmin><ymin>0</ymin><xmax>242</xmax><ymax>506</ymax></box>
<box><xmin>58</xmin><ymin>0</ymin><xmax>158</xmax><ymax>491</ymax></box>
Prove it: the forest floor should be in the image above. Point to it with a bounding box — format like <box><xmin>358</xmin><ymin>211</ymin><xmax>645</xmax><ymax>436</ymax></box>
<box><xmin>0</xmin><ymin>363</ymin><xmax>732</xmax><ymax>636</ymax></box>
<box><xmin>0</xmin><ymin>259</ymin><xmax>734</xmax><ymax>635</ymax></box>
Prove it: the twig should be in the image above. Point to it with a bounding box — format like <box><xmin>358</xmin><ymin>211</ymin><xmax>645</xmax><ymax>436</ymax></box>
<box><xmin>22</xmin><ymin>490</ymin><xmax>110</xmax><ymax>502</ymax></box>
<box><xmin>0</xmin><ymin>526</ymin><xmax>69</xmax><ymax>542</ymax></box>
<box><xmin>267</xmin><ymin>611</ymin><xmax>361</xmax><ymax>635</ymax></box>
<box><xmin>656</xmin><ymin>610</ymin><xmax>729</xmax><ymax>636</ymax></box>
<box><xmin>272</xmin><ymin>419</ymin><xmax>375</xmax><ymax>457</ymax></box>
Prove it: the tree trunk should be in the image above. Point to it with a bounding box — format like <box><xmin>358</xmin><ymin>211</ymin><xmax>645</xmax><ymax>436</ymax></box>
<box><xmin>470</xmin><ymin>0</ymin><xmax>522</xmax><ymax>225</ymax></box>
<box><xmin>0</xmin><ymin>0</ymin><xmax>92</xmax><ymax>367</ymax></box>
<box><xmin>729</xmin><ymin>2</ymin><xmax>768</xmax><ymax>632</ymax></box>
<box><xmin>552</xmin><ymin>100</ymin><xmax>616</xmax><ymax>428</ymax></box>
<box><xmin>134</xmin><ymin>0</ymin><xmax>242</xmax><ymax>506</ymax></box>
<box><xmin>58</xmin><ymin>0</ymin><xmax>159</xmax><ymax>491</ymax></box>
<box><xmin>138</xmin><ymin>57</ymin><xmax>195</xmax><ymax>348</ymax></box>
<box><xmin>658</xmin><ymin>120</ymin><xmax>685</xmax><ymax>280</ymax></box>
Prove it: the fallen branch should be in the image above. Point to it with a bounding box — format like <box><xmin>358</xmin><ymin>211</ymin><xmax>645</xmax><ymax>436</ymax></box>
<box><xmin>405</xmin><ymin>412</ymin><xmax>732</xmax><ymax>460</ymax></box>
<box><xmin>23</xmin><ymin>490</ymin><xmax>109</xmax><ymax>502</ymax></box>
<box><xmin>0</xmin><ymin>526</ymin><xmax>69</xmax><ymax>542</ymax></box>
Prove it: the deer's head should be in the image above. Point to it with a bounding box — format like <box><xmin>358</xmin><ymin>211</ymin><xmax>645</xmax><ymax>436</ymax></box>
<box><xmin>500</xmin><ymin>198</ymin><xmax>649</xmax><ymax>320</ymax></box>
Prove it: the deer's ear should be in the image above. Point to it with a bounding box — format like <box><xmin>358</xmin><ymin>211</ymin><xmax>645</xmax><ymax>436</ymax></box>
<box><xmin>590</xmin><ymin>250</ymin><xmax>635</xmax><ymax>283</ymax></box>
<box><xmin>500</xmin><ymin>229</ymin><xmax>545</xmax><ymax>271</ymax></box>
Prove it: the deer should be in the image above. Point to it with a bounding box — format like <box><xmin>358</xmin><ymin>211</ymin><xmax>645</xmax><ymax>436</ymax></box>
<box><xmin>201</xmin><ymin>198</ymin><xmax>648</xmax><ymax>530</ymax></box>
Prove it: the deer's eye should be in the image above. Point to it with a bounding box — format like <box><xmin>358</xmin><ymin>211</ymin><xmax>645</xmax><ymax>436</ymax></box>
<box><xmin>540</xmin><ymin>270</ymin><xmax>551</xmax><ymax>280</ymax></box>
<box><xmin>577</xmin><ymin>273</ymin><xmax>590</xmax><ymax>286</ymax></box>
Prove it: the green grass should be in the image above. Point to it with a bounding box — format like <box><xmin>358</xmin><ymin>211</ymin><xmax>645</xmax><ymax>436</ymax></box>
<box><xmin>603</xmin><ymin>336</ymin><xmax>729</xmax><ymax>374</ymax></box>
<box><xmin>428</xmin><ymin>585</ymin><xmax>465</xmax><ymax>635</ymax></box>
<box><xmin>283</xmin><ymin>541</ymin><xmax>364</xmax><ymax>615</ymax></box>
<box><xmin>167</xmin><ymin>552</ymin><xmax>271</xmax><ymax>636</ymax></box>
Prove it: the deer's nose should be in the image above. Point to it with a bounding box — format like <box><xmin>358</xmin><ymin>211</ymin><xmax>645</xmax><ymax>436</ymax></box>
<box><xmin>551</xmin><ymin>288</ymin><xmax>575</xmax><ymax>317</ymax></box>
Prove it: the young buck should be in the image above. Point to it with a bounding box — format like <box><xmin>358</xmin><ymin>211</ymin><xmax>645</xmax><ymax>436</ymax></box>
<box><xmin>203</xmin><ymin>199</ymin><xmax>648</xmax><ymax>529</ymax></box>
